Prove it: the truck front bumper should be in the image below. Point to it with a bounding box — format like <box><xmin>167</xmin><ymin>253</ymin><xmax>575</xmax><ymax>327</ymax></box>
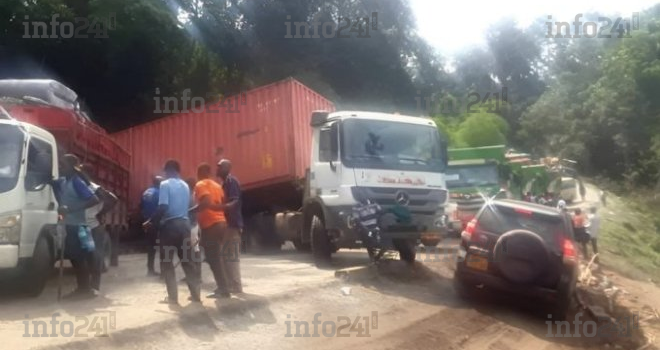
<box><xmin>324</xmin><ymin>205</ymin><xmax>448</xmax><ymax>249</ymax></box>
<box><xmin>0</xmin><ymin>244</ymin><xmax>19</xmax><ymax>269</ymax></box>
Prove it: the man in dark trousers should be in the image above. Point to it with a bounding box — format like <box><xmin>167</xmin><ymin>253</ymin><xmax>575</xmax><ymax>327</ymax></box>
<box><xmin>194</xmin><ymin>163</ymin><xmax>230</xmax><ymax>298</ymax></box>
<box><xmin>143</xmin><ymin>160</ymin><xmax>200</xmax><ymax>305</ymax></box>
<box><xmin>78</xmin><ymin>164</ymin><xmax>118</xmax><ymax>285</ymax></box>
<box><xmin>217</xmin><ymin>159</ymin><xmax>243</xmax><ymax>294</ymax></box>
<box><xmin>141</xmin><ymin>176</ymin><xmax>163</xmax><ymax>276</ymax></box>
<box><xmin>53</xmin><ymin>154</ymin><xmax>101</xmax><ymax>299</ymax></box>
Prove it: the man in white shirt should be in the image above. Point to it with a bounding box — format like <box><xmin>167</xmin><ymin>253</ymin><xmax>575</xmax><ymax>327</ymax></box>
<box><xmin>585</xmin><ymin>207</ymin><xmax>601</xmax><ymax>261</ymax></box>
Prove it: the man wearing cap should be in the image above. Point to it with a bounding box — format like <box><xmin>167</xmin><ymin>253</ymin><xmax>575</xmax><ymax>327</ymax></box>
<box><xmin>141</xmin><ymin>176</ymin><xmax>163</xmax><ymax>276</ymax></box>
<box><xmin>52</xmin><ymin>154</ymin><xmax>101</xmax><ymax>299</ymax></box>
<box><xmin>217</xmin><ymin>159</ymin><xmax>243</xmax><ymax>294</ymax></box>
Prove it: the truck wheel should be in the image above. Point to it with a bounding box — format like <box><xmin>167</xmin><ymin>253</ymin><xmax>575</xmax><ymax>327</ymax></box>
<box><xmin>292</xmin><ymin>239</ymin><xmax>311</xmax><ymax>252</ymax></box>
<box><xmin>21</xmin><ymin>236</ymin><xmax>53</xmax><ymax>297</ymax></box>
<box><xmin>311</xmin><ymin>216</ymin><xmax>332</xmax><ymax>267</ymax></box>
<box><xmin>102</xmin><ymin>230</ymin><xmax>112</xmax><ymax>273</ymax></box>
<box><xmin>393</xmin><ymin>239</ymin><xmax>416</xmax><ymax>263</ymax></box>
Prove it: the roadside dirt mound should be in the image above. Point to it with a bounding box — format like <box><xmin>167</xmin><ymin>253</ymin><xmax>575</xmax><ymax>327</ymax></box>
<box><xmin>576</xmin><ymin>256</ymin><xmax>659</xmax><ymax>350</ymax></box>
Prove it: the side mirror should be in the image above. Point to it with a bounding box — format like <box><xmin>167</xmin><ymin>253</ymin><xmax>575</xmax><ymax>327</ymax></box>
<box><xmin>329</xmin><ymin>122</ymin><xmax>339</xmax><ymax>172</ymax></box>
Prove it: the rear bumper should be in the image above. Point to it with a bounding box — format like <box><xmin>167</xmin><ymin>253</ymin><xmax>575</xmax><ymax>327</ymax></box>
<box><xmin>455</xmin><ymin>263</ymin><xmax>561</xmax><ymax>301</ymax></box>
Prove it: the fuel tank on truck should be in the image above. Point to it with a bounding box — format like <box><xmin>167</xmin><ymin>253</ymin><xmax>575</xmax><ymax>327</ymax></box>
<box><xmin>112</xmin><ymin>78</ymin><xmax>335</xmax><ymax>214</ymax></box>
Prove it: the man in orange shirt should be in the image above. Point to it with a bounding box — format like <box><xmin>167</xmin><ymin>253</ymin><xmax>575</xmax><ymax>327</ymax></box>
<box><xmin>194</xmin><ymin>163</ymin><xmax>230</xmax><ymax>299</ymax></box>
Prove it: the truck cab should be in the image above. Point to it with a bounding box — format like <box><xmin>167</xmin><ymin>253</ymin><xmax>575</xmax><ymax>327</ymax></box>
<box><xmin>0</xmin><ymin>111</ymin><xmax>59</xmax><ymax>296</ymax></box>
<box><xmin>300</xmin><ymin>111</ymin><xmax>449</xmax><ymax>265</ymax></box>
<box><xmin>446</xmin><ymin>159</ymin><xmax>501</xmax><ymax>234</ymax></box>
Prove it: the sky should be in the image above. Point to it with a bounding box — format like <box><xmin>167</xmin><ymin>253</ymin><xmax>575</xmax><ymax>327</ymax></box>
<box><xmin>409</xmin><ymin>0</ymin><xmax>660</xmax><ymax>56</ymax></box>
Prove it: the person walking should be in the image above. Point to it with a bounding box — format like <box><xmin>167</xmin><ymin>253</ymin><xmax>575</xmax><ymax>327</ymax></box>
<box><xmin>194</xmin><ymin>164</ymin><xmax>230</xmax><ymax>298</ymax></box>
<box><xmin>141</xmin><ymin>176</ymin><xmax>163</xmax><ymax>276</ymax></box>
<box><xmin>585</xmin><ymin>207</ymin><xmax>601</xmax><ymax>262</ymax></box>
<box><xmin>144</xmin><ymin>160</ymin><xmax>200</xmax><ymax>305</ymax></box>
<box><xmin>78</xmin><ymin>164</ymin><xmax>118</xmax><ymax>288</ymax></box>
<box><xmin>52</xmin><ymin>154</ymin><xmax>101</xmax><ymax>299</ymax></box>
<box><xmin>217</xmin><ymin>159</ymin><xmax>243</xmax><ymax>294</ymax></box>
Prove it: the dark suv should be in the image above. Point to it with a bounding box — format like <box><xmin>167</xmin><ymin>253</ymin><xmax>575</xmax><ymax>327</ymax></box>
<box><xmin>453</xmin><ymin>199</ymin><xmax>579</xmax><ymax>319</ymax></box>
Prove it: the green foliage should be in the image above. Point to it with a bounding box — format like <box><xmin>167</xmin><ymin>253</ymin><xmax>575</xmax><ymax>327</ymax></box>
<box><xmin>518</xmin><ymin>5</ymin><xmax>660</xmax><ymax>185</ymax></box>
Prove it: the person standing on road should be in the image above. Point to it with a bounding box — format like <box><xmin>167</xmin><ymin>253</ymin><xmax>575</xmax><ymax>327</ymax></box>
<box><xmin>141</xmin><ymin>176</ymin><xmax>163</xmax><ymax>276</ymax></box>
<box><xmin>585</xmin><ymin>207</ymin><xmax>601</xmax><ymax>261</ymax></box>
<box><xmin>217</xmin><ymin>159</ymin><xmax>243</xmax><ymax>294</ymax></box>
<box><xmin>185</xmin><ymin>177</ymin><xmax>202</xmax><ymax>284</ymax></box>
<box><xmin>78</xmin><ymin>164</ymin><xmax>118</xmax><ymax>287</ymax></box>
<box><xmin>572</xmin><ymin>208</ymin><xmax>589</xmax><ymax>258</ymax></box>
<box><xmin>144</xmin><ymin>160</ymin><xmax>200</xmax><ymax>305</ymax></box>
<box><xmin>194</xmin><ymin>164</ymin><xmax>230</xmax><ymax>298</ymax></box>
<box><xmin>556</xmin><ymin>199</ymin><xmax>567</xmax><ymax>212</ymax></box>
<box><xmin>52</xmin><ymin>154</ymin><xmax>101</xmax><ymax>299</ymax></box>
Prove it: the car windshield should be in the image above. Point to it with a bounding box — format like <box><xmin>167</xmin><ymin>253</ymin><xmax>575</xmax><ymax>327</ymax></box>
<box><xmin>445</xmin><ymin>163</ymin><xmax>499</xmax><ymax>189</ymax></box>
<box><xmin>341</xmin><ymin>118</ymin><xmax>446</xmax><ymax>172</ymax></box>
<box><xmin>0</xmin><ymin>124</ymin><xmax>25</xmax><ymax>194</ymax></box>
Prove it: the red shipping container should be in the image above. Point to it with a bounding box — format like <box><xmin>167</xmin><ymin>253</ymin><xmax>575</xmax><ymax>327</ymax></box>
<box><xmin>112</xmin><ymin>78</ymin><xmax>334</xmax><ymax>212</ymax></box>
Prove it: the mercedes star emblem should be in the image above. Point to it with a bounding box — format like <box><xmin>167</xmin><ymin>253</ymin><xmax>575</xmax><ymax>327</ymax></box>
<box><xmin>395</xmin><ymin>191</ymin><xmax>410</xmax><ymax>206</ymax></box>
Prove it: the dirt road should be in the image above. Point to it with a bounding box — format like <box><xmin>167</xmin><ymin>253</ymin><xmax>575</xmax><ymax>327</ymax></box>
<box><xmin>3</xmin><ymin>237</ymin><xmax>658</xmax><ymax>350</ymax></box>
<box><xmin>2</xmin><ymin>183</ymin><xmax>658</xmax><ymax>350</ymax></box>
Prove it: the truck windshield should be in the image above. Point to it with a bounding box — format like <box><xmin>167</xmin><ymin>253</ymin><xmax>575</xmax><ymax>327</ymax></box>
<box><xmin>0</xmin><ymin>124</ymin><xmax>25</xmax><ymax>193</ymax></box>
<box><xmin>341</xmin><ymin>119</ymin><xmax>446</xmax><ymax>172</ymax></box>
<box><xmin>445</xmin><ymin>163</ymin><xmax>499</xmax><ymax>189</ymax></box>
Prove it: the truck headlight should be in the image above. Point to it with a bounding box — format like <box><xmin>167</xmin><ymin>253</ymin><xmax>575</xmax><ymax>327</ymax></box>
<box><xmin>0</xmin><ymin>212</ymin><xmax>21</xmax><ymax>244</ymax></box>
<box><xmin>434</xmin><ymin>215</ymin><xmax>448</xmax><ymax>228</ymax></box>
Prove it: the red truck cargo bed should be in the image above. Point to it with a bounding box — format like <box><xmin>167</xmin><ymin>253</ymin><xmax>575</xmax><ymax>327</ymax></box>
<box><xmin>2</xmin><ymin>103</ymin><xmax>130</xmax><ymax>227</ymax></box>
<box><xmin>112</xmin><ymin>78</ymin><xmax>334</xmax><ymax>212</ymax></box>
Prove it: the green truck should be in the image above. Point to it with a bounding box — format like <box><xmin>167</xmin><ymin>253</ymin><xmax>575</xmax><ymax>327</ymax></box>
<box><xmin>445</xmin><ymin>145</ymin><xmax>507</xmax><ymax>233</ymax></box>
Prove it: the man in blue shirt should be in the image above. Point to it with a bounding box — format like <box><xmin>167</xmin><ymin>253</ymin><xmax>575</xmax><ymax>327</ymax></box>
<box><xmin>144</xmin><ymin>160</ymin><xmax>200</xmax><ymax>305</ymax></box>
<box><xmin>141</xmin><ymin>176</ymin><xmax>163</xmax><ymax>276</ymax></box>
<box><xmin>53</xmin><ymin>154</ymin><xmax>100</xmax><ymax>299</ymax></box>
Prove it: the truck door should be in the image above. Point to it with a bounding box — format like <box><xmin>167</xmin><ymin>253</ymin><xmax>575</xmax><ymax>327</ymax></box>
<box><xmin>20</xmin><ymin>136</ymin><xmax>57</xmax><ymax>258</ymax></box>
<box><xmin>310</xmin><ymin>122</ymin><xmax>343</xmax><ymax>204</ymax></box>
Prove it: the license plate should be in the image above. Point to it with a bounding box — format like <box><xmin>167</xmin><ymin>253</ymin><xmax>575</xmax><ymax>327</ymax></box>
<box><xmin>466</xmin><ymin>254</ymin><xmax>488</xmax><ymax>271</ymax></box>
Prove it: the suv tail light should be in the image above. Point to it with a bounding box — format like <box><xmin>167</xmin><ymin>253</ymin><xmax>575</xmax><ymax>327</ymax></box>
<box><xmin>461</xmin><ymin>218</ymin><xmax>480</xmax><ymax>242</ymax></box>
<box><xmin>561</xmin><ymin>236</ymin><xmax>577</xmax><ymax>262</ymax></box>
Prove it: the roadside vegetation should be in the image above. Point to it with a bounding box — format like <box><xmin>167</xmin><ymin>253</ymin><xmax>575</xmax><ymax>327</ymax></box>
<box><xmin>593</xmin><ymin>182</ymin><xmax>660</xmax><ymax>281</ymax></box>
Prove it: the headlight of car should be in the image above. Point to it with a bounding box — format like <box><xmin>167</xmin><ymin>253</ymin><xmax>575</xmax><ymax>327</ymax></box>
<box><xmin>0</xmin><ymin>212</ymin><xmax>21</xmax><ymax>244</ymax></box>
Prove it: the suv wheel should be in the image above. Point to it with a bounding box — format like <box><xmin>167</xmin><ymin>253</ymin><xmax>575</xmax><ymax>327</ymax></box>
<box><xmin>453</xmin><ymin>271</ymin><xmax>475</xmax><ymax>300</ymax></box>
<box><xmin>552</xmin><ymin>279</ymin><xmax>576</xmax><ymax>320</ymax></box>
<box><xmin>21</xmin><ymin>236</ymin><xmax>53</xmax><ymax>297</ymax></box>
<box><xmin>311</xmin><ymin>215</ymin><xmax>332</xmax><ymax>267</ymax></box>
<box><xmin>393</xmin><ymin>239</ymin><xmax>416</xmax><ymax>263</ymax></box>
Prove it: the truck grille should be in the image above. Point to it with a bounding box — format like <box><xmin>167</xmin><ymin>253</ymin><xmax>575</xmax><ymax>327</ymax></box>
<box><xmin>361</xmin><ymin>187</ymin><xmax>447</xmax><ymax>214</ymax></box>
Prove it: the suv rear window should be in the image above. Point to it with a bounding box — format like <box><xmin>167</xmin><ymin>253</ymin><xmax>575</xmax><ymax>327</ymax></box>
<box><xmin>477</xmin><ymin>204</ymin><xmax>568</xmax><ymax>242</ymax></box>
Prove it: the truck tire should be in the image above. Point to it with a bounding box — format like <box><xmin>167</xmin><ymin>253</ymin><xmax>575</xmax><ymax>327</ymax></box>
<box><xmin>311</xmin><ymin>215</ymin><xmax>332</xmax><ymax>267</ymax></box>
<box><xmin>393</xmin><ymin>238</ymin><xmax>416</xmax><ymax>263</ymax></box>
<box><xmin>292</xmin><ymin>238</ymin><xmax>311</xmax><ymax>252</ymax></box>
<box><xmin>101</xmin><ymin>230</ymin><xmax>111</xmax><ymax>273</ymax></box>
<box><xmin>21</xmin><ymin>236</ymin><xmax>53</xmax><ymax>297</ymax></box>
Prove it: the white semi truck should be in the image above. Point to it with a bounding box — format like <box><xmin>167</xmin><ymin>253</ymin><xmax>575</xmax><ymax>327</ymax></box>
<box><xmin>275</xmin><ymin>111</ymin><xmax>450</xmax><ymax>266</ymax></box>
